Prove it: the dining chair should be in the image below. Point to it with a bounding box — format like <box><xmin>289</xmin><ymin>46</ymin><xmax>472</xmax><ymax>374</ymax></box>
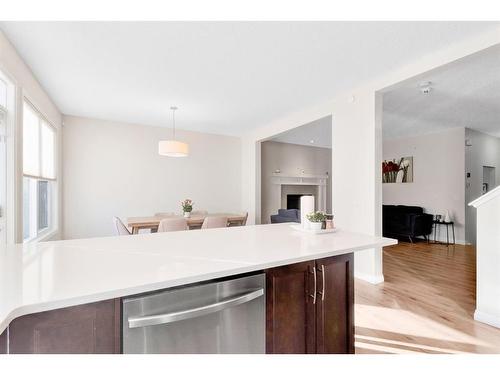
<box><xmin>158</xmin><ymin>217</ymin><xmax>188</xmax><ymax>232</ymax></box>
<box><xmin>201</xmin><ymin>216</ymin><xmax>228</xmax><ymax>229</ymax></box>
<box><xmin>191</xmin><ymin>210</ymin><xmax>208</xmax><ymax>216</ymax></box>
<box><xmin>113</xmin><ymin>216</ymin><xmax>132</xmax><ymax>236</ymax></box>
<box><xmin>228</xmin><ymin>212</ymin><xmax>249</xmax><ymax>227</ymax></box>
<box><xmin>155</xmin><ymin>212</ymin><xmax>175</xmax><ymax>217</ymax></box>
<box><xmin>241</xmin><ymin>212</ymin><xmax>249</xmax><ymax>226</ymax></box>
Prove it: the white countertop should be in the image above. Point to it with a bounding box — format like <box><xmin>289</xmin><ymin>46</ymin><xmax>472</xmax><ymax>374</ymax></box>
<box><xmin>0</xmin><ymin>224</ymin><xmax>396</xmax><ymax>333</ymax></box>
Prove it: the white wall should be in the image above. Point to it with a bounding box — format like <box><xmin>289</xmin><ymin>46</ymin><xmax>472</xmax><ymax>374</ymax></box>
<box><xmin>242</xmin><ymin>102</ymin><xmax>334</xmax><ymax>225</ymax></box>
<box><xmin>260</xmin><ymin>141</ymin><xmax>331</xmax><ymax>224</ymax></box>
<box><xmin>242</xmin><ymin>27</ymin><xmax>500</xmax><ymax>284</ymax></box>
<box><xmin>465</xmin><ymin>128</ymin><xmax>500</xmax><ymax>244</ymax></box>
<box><xmin>383</xmin><ymin>128</ymin><xmax>466</xmax><ymax>243</ymax></box>
<box><xmin>62</xmin><ymin>116</ymin><xmax>242</xmax><ymax>239</ymax></box>
<box><xmin>470</xmin><ymin>187</ymin><xmax>500</xmax><ymax>329</ymax></box>
<box><xmin>0</xmin><ymin>30</ymin><xmax>62</xmax><ymax>243</ymax></box>
<box><xmin>332</xmin><ymin>91</ymin><xmax>384</xmax><ymax>283</ymax></box>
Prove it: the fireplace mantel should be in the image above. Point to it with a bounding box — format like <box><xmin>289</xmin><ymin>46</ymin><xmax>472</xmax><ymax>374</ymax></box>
<box><xmin>271</xmin><ymin>173</ymin><xmax>328</xmax><ymax>186</ymax></box>
<box><xmin>270</xmin><ymin>173</ymin><xmax>329</xmax><ymax>213</ymax></box>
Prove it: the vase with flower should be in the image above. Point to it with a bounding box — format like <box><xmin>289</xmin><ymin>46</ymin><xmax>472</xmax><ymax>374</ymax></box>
<box><xmin>181</xmin><ymin>199</ymin><xmax>193</xmax><ymax>218</ymax></box>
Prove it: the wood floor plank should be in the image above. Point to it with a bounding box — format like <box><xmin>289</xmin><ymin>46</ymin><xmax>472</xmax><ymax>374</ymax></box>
<box><xmin>355</xmin><ymin>242</ymin><xmax>500</xmax><ymax>354</ymax></box>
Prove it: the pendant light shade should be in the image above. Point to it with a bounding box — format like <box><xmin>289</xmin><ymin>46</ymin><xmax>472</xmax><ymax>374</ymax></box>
<box><xmin>158</xmin><ymin>140</ymin><xmax>189</xmax><ymax>157</ymax></box>
<box><xmin>159</xmin><ymin>106</ymin><xmax>189</xmax><ymax>157</ymax></box>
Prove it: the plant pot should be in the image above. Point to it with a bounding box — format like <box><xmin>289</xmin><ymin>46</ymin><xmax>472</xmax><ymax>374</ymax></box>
<box><xmin>184</xmin><ymin>212</ymin><xmax>191</xmax><ymax>218</ymax></box>
<box><xmin>309</xmin><ymin>221</ymin><xmax>323</xmax><ymax>231</ymax></box>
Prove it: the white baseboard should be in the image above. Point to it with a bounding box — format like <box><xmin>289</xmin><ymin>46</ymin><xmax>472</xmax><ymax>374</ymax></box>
<box><xmin>355</xmin><ymin>272</ymin><xmax>384</xmax><ymax>285</ymax></box>
<box><xmin>474</xmin><ymin>309</ymin><xmax>500</xmax><ymax>329</ymax></box>
<box><xmin>429</xmin><ymin>234</ymin><xmax>469</xmax><ymax>246</ymax></box>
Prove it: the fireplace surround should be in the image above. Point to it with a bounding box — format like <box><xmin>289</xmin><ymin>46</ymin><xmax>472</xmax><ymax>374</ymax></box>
<box><xmin>270</xmin><ymin>173</ymin><xmax>328</xmax><ymax>216</ymax></box>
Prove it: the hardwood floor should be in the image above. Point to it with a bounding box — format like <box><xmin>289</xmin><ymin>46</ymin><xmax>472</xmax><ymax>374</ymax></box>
<box><xmin>355</xmin><ymin>241</ymin><xmax>500</xmax><ymax>353</ymax></box>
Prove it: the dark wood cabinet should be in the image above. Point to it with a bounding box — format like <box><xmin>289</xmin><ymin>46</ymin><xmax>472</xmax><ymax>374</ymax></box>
<box><xmin>8</xmin><ymin>299</ymin><xmax>121</xmax><ymax>354</ymax></box>
<box><xmin>315</xmin><ymin>254</ymin><xmax>354</xmax><ymax>354</ymax></box>
<box><xmin>266</xmin><ymin>254</ymin><xmax>354</xmax><ymax>354</ymax></box>
<box><xmin>4</xmin><ymin>253</ymin><xmax>353</xmax><ymax>354</ymax></box>
<box><xmin>0</xmin><ymin>329</ymin><xmax>7</xmax><ymax>354</ymax></box>
<box><xmin>266</xmin><ymin>261</ymin><xmax>316</xmax><ymax>353</ymax></box>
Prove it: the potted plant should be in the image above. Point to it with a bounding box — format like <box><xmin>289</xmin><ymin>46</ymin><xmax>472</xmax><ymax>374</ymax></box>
<box><xmin>306</xmin><ymin>211</ymin><xmax>326</xmax><ymax>231</ymax></box>
<box><xmin>181</xmin><ymin>199</ymin><xmax>193</xmax><ymax>218</ymax></box>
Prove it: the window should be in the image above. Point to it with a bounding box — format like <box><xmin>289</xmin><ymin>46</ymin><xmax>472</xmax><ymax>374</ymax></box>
<box><xmin>23</xmin><ymin>101</ymin><xmax>56</xmax><ymax>242</ymax></box>
<box><xmin>0</xmin><ymin>78</ymin><xmax>7</xmax><ymax>245</ymax></box>
<box><xmin>0</xmin><ymin>78</ymin><xmax>6</xmax><ymax>108</ymax></box>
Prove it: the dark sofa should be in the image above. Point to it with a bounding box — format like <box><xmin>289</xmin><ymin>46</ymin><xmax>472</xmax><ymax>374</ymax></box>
<box><xmin>270</xmin><ymin>209</ymin><xmax>301</xmax><ymax>224</ymax></box>
<box><xmin>383</xmin><ymin>205</ymin><xmax>433</xmax><ymax>242</ymax></box>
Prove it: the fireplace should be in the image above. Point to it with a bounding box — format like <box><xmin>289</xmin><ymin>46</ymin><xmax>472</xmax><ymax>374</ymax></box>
<box><xmin>287</xmin><ymin>194</ymin><xmax>312</xmax><ymax>210</ymax></box>
<box><xmin>263</xmin><ymin>174</ymin><xmax>328</xmax><ymax>224</ymax></box>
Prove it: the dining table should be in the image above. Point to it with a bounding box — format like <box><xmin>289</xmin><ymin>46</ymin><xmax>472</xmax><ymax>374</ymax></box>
<box><xmin>127</xmin><ymin>213</ymin><xmax>247</xmax><ymax>234</ymax></box>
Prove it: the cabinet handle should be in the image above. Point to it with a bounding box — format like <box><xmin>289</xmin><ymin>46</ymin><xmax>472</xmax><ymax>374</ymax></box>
<box><xmin>318</xmin><ymin>264</ymin><xmax>325</xmax><ymax>301</ymax></box>
<box><xmin>128</xmin><ymin>288</ymin><xmax>264</xmax><ymax>328</ymax></box>
<box><xmin>309</xmin><ymin>266</ymin><xmax>317</xmax><ymax>304</ymax></box>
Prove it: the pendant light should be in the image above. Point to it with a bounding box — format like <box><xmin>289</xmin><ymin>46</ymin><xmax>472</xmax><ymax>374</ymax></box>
<box><xmin>158</xmin><ymin>106</ymin><xmax>189</xmax><ymax>157</ymax></box>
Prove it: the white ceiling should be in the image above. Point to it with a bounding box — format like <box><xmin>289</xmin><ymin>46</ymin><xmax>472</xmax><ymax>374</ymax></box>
<box><xmin>1</xmin><ymin>22</ymin><xmax>498</xmax><ymax>136</ymax></box>
<box><xmin>271</xmin><ymin>116</ymin><xmax>332</xmax><ymax>148</ymax></box>
<box><xmin>383</xmin><ymin>44</ymin><xmax>500</xmax><ymax>139</ymax></box>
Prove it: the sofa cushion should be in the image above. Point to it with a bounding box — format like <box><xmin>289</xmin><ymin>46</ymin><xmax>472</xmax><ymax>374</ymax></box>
<box><xmin>397</xmin><ymin>205</ymin><xmax>424</xmax><ymax>214</ymax></box>
<box><xmin>278</xmin><ymin>209</ymin><xmax>300</xmax><ymax>219</ymax></box>
<box><xmin>271</xmin><ymin>215</ymin><xmax>300</xmax><ymax>224</ymax></box>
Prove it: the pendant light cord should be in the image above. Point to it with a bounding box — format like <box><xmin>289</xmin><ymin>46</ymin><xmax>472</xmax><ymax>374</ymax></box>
<box><xmin>172</xmin><ymin>108</ymin><xmax>176</xmax><ymax>140</ymax></box>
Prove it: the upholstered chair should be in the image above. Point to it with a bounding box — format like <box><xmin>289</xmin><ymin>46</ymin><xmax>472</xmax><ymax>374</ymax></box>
<box><xmin>113</xmin><ymin>216</ymin><xmax>132</xmax><ymax>236</ymax></box>
<box><xmin>201</xmin><ymin>216</ymin><xmax>228</xmax><ymax>229</ymax></box>
<box><xmin>158</xmin><ymin>217</ymin><xmax>188</xmax><ymax>232</ymax></box>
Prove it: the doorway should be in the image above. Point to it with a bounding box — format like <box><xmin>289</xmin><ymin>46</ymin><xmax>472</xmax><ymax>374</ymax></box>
<box><xmin>482</xmin><ymin>166</ymin><xmax>496</xmax><ymax>194</ymax></box>
<box><xmin>259</xmin><ymin>116</ymin><xmax>332</xmax><ymax>224</ymax></box>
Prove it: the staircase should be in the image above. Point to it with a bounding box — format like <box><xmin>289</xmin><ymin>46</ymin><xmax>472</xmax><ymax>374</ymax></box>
<box><xmin>469</xmin><ymin>186</ymin><xmax>500</xmax><ymax>328</ymax></box>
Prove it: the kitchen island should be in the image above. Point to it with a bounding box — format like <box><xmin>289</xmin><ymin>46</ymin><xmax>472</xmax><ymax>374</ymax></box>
<box><xmin>0</xmin><ymin>224</ymin><xmax>396</xmax><ymax>354</ymax></box>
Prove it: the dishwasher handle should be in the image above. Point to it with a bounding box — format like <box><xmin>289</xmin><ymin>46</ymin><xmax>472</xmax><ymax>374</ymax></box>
<box><xmin>128</xmin><ymin>288</ymin><xmax>264</xmax><ymax>328</ymax></box>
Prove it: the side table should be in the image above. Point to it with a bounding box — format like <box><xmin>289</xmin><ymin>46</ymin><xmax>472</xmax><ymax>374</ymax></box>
<box><xmin>432</xmin><ymin>220</ymin><xmax>455</xmax><ymax>246</ymax></box>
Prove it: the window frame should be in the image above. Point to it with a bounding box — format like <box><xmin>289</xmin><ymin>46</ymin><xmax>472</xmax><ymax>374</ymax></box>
<box><xmin>23</xmin><ymin>100</ymin><xmax>57</xmax><ymax>181</ymax></box>
<box><xmin>0</xmin><ymin>70</ymin><xmax>16</xmax><ymax>246</ymax></box>
<box><xmin>22</xmin><ymin>98</ymin><xmax>58</xmax><ymax>243</ymax></box>
<box><xmin>0</xmin><ymin>100</ymin><xmax>7</xmax><ymax>245</ymax></box>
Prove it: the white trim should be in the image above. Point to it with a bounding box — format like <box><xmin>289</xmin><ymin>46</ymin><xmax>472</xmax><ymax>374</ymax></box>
<box><xmin>23</xmin><ymin>227</ymin><xmax>58</xmax><ymax>244</ymax></box>
<box><xmin>0</xmin><ymin>68</ymin><xmax>16</xmax><ymax>245</ymax></box>
<box><xmin>272</xmin><ymin>173</ymin><xmax>329</xmax><ymax>180</ymax></box>
<box><xmin>271</xmin><ymin>173</ymin><xmax>329</xmax><ymax>213</ymax></box>
<box><xmin>469</xmin><ymin>185</ymin><xmax>500</xmax><ymax>208</ymax></box>
<box><xmin>22</xmin><ymin>173</ymin><xmax>56</xmax><ymax>181</ymax></box>
<box><xmin>355</xmin><ymin>273</ymin><xmax>384</xmax><ymax>285</ymax></box>
<box><xmin>474</xmin><ymin>309</ymin><xmax>500</xmax><ymax>329</ymax></box>
<box><xmin>271</xmin><ymin>174</ymin><xmax>328</xmax><ymax>187</ymax></box>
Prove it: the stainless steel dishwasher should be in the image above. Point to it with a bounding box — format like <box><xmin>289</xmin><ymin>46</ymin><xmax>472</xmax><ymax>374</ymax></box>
<box><xmin>122</xmin><ymin>273</ymin><xmax>265</xmax><ymax>354</ymax></box>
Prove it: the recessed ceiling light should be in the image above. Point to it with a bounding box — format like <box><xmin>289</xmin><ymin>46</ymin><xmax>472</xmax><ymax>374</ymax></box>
<box><xmin>309</xmin><ymin>140</ymin><xmax>315</xmax><ymax>144</ymax></box>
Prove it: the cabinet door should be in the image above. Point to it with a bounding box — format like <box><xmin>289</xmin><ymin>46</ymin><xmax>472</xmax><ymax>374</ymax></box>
<box><xmin>315</xmin><ymin>253</ymin><xmax>354</xmax><ymax>354</ymax></box>
<box><xmin>266</xmin><ymin>261</ymin><xmax>316</xmax><ymax>353</ymax></box>
<box><xmin>8</xmin><ymin>299</ymin><xmax>121</xmax><ymax>354</ymax></box>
